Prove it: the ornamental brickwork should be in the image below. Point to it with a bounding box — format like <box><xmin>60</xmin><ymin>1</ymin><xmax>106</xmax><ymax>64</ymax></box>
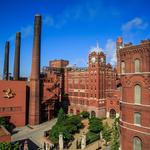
<box><xmin>117</xmin><ymin>38</ymin><xmax>150</xmax><ymax>150</ymax></box>
<box><xmin>64</xmin><ymin>47</ymin><xmax>118</xmax><ymax>118</ymax></box>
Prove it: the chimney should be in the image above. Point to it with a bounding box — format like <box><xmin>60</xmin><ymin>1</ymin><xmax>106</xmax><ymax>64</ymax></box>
<box><xmin>3</xmin><ymin>41</ymin><xmax>9</xmax><ymax>80</ymax></box>
<box><xmin>30</xmin><ymin>14</ymin><xmax>41</xmax><ymax>80</ymax></box>
<box><xmin>29</xmin><ymin>14</ymin><xmax>42</xmax><ymax>125</ymax></box>
<box><xmin>13</xmin><ymin>32</ymin><xmax>21</xmax><ymax>80</ymax></box>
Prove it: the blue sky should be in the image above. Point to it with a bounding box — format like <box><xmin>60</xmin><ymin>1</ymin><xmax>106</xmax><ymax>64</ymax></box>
<box><xmin>0</xmin><ymin>0</ymin><xmax>150</xmax><ymax>77</ymax></box>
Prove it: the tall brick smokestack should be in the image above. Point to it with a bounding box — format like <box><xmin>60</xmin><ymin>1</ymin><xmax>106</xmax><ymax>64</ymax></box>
<box><xmin>3</xmin><ymin>41</ymin><xmax>9</xmax><ymax>80</ymax></box>
<box><xmin>29</xmin><ymin>15</ymin><xmax>41</xmax><ymax>125</ymax></box>
<box><xmin>13</xmin><ymin>32</ymin><xmax>21</xmax><ymax>80</ymax></box>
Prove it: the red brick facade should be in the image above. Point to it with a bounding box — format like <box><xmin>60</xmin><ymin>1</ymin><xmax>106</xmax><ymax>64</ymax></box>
<box><xmin>0</xmin><ymin>81</ymin><xmax>27</xmax><ymax>127</ymax></box>
<box><xmin>41</xmin><ymin>69</ymin><xmax>62</xmax><ymax>121</ymax></box>
<box><xmin>64</xmin><ymin>46</ymin><xmax>118</xmax><ymax>118</ymax></box>
<box><xmin>117</xmin><ymin>38</ymin><xmax>150</xmax><ymax>150</ymax></box>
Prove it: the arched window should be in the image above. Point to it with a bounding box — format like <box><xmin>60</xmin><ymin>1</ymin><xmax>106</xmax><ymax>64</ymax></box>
<box><xmin>91</xmin><ymin>111</ymin><xmax>96</xmax><ymax>117</ymax></box>
<box><xmin>110</xmin><ymin>109</ymin><xmax>116</xmax><ymax>119</ymax></box>
<box><xmin>134</xmin><ymin>85</ymin><xmax>141</xmax><ymax>104</ymax></box>
<box><xmin>135</xmin><ymin>59</ymin><xmax>140</xmax><ymax>72</ymax></box>
<box><xmin>133</xmin><ymin>137</ymin><xmax>142</xmax><ymax>150</ymax></box>
<box><xmin>134</xmin><ymin>112</ymin><xmax>141</xmax><ymax>125</ymax></box>
<box><xmin>121</xmin><ymin>61</ymin><xmax>125</xmax><ymax>73</ymax></box>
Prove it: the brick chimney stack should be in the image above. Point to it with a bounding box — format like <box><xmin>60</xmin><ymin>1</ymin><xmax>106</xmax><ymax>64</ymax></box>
<box><xmin>29</xmin><ymin>14</ymin><xmax>42</xmax><ymax>125</ymax></box>
<box><xmin>3</xmin><ymin>41</ymin><xmax>9</xmax><ymax>80</ymax></box>
<box><xmin>14</xmin><ymin>32</ymin><xmax>21</xmax><ymax>80</ymax></box>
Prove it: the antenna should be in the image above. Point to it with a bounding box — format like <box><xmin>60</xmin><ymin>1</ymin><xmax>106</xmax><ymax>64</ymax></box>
<box><xmin>96</xmin><ymin>40</ymin><xmax>99</xmax><ymax>48</ymax></box>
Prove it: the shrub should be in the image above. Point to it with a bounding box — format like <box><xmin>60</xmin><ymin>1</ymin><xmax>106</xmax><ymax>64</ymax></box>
<box><xmin>49</xmin><ymin>110</ymin><xmax>82</xmax><ymax>145</ymax></box>
<box><xmin>86</xmin><ymin>132</ymin><xmax>100</xmax><ymax>145</ymax></box>
<box><xmin>102</xmin><ymin>123</ymin><xmax>112</xmax><ymax>145</ymax></box>
<box><xmin>80</xmin><ymin>111</ymin><xmax>90</xmax><ymax>119</ymax></box>
<box><xmin>89</xmin><ymin>117</ymin><xmax>103</xmax><ymax>133</ymax></box>
<box><xmin>0</xmin><ymin>142</ymin><xmax>19</xmax><ymax>150</ymax></box>
<box><xmin>110</xmin><ymin>117</ymin><xmax>120</xmax><ymax>150</ymax></box>
<box><xmin>57</xmin><ymin>108</ymin><xmax>67</xmax><ymax>123</ymax></box>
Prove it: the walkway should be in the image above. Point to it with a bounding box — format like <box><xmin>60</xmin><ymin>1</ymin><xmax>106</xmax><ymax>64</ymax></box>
<box><xmin>12</xmin><ymin>119</ymin><xmax>57</xmax><ymax>149</ymax></box>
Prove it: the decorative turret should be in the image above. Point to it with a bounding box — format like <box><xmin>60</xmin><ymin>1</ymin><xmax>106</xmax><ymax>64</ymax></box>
<box><xmin>116</xmin><ymin>37</ymin><xmax>123</xmax><ymax>50</ymax></box>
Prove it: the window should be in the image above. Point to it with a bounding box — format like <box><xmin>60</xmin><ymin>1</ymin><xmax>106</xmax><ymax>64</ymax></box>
<box><xmin>135</xmin><ymin>59</ymin><xmax>140</xmax><ymax>72</ymax></box>
<box><xmin>121</xmin><ymin>61</ymin><xmax>125</xmax><ymax>73</ymax></box>
<box><xmin>134</xmin><ymin>85</ymin><xmax>141</xmax><ymax>104</ymax></box>
<box><xmin>133</xmin><ymin>137</ymin><xmax>142</xmax><ymax>150</ymax></box>
<box><xmin>134</xmin><ymin>112</ymin><xmax>141</xmax><ymax>125</ymax></box>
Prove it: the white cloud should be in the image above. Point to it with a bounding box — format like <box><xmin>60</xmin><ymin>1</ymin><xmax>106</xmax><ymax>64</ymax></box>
<box><xmin>121</xmin><ymin>17</ymin><xmax>149</xmax><ymax>42</ymax></box>
<box><xmin>21</xmin><ymin>25</ymin><xmax>33</xmax><ymax>38</ymax></box>
<box><xmin>42</xmin><ymin>1</ymin><xmax>102</xmax><ymax>29</ymax></box>
<box><xmin>122</xmin><ymin>17</ymin><xmax>148</xmax><ymax>32</ymax></box>
<box><xmin>8</xmin><ymin>25</ymin><xmax>33</xmax><ymax>41</ymax></box>
<box><xmin>104</xmin><ymin>39</ymin><xmax>116</xmax><ymax>66</ymax></box>
<box><xmin>43</xmin><ymin>15</ymin><xmax>54</xmax><ymax>27</ymax></box>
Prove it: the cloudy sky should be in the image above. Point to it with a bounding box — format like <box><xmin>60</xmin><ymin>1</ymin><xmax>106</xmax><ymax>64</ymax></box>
<box><xmin>0</xmin><ymin>0</ymin><xmax>150</xmax><ymax>77</ymax></box>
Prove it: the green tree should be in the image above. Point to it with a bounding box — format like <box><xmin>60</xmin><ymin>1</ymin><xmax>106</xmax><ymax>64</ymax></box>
<box><xmin>49</xmin><ymin>114</ymin><xmax>82</xmax><ymax>145</ymax></box>
<box><xmin>89</xmin><ymin>117</ymin><xmax>103</xmax><ymax>133</ymax></box>
<box><xmin>0</xmin><ymin>117</ymin><xmax>12</xmax><ymax>132</ymax></box>
<box><xmin>111</xmin><ymin>139</ymin><xmax>119</xmax><ymax>150</ymax></box>
<box><xmin>0</xmin><ymin>142</ymin><xmax>18</xmax><ymax>150</ymax></box>
<box><xmin>66</xmin><ymin>115</ymin><xmax>82</xmax><ymax>129</ymax></box>
<box><xmin>57</xmin><ymin>108</ymin><xmax>67</xmax><ymax>123</ymax></box>
<box><xmin>80</xmin><ymin>111</ymin><xmax>90</xmax><ymax>118</ymax></box>
<box><xmin>102</xmin><ymin>123</ymin><xmax>111</xmax><ymax>146</ymax></box>
<box><xmin>110</xmin><ymin>118</ymin><xmax>120</xmax><ymax>150</ymax></box>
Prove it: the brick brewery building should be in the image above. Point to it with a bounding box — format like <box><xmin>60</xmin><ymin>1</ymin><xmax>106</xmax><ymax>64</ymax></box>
<box><xmin>117</xmin><ymin>38</ymin><xmax>150</xmax><ymax>150</ymax></box>
<box><xmin>0</xmin><ymin>14</ymin><xmax>150</xmax><ymax>149</ymax></box>
<box><xmin>64</xmin><ymin>44</ymin><xmax>119</xmax><ymax>118</ymax></box>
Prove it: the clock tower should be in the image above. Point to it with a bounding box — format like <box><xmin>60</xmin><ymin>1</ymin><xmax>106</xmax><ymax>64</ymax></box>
<box><xmin>88</xmin><ymin>43</ymin><xmax>106</xmax><ymax>117</ymax></box>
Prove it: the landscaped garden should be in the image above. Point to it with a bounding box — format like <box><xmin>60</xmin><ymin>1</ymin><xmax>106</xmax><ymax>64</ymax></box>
<box><xmin>48</xmin><ymin>109</ymin><xmax>120</xmax><ymax>150</ymax></box>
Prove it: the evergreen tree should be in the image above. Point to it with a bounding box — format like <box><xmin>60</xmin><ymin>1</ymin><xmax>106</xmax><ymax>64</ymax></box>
<box><xmin>57</xmin><ymin>108</ymin><xmax>67</xmax><ymax>123</ymax></box>
<box><xmin>110</xmin><ymin>117</ymin><xmax>120</xmax><ymax>150</ymax></box>
<box><xmin>102</xmin><ymin>122</ymin><xmax>111</xmax><ymax>146</ymax></box>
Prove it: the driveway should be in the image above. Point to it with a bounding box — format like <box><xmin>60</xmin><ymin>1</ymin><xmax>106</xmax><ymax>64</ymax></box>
<box><xmin>12</xmin><ymin>119</ymin><xmax>57</xmax><ymax>149</ymax></box>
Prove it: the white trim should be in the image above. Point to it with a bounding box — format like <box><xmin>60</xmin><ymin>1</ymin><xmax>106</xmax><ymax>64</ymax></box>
<box><xmin>120</xmin><ymin>119</ymin><xmax>150</xmax><ymax>130</ymax></box>
<box><xmin>119</xmin><ymin>72</ymin><xmax>150</xmax><ymax>75</ymax></box>
<box><xmin>120</xmin><ymin>124</ymin><xmax>150</xmax><ymax>136</ymax></box>
<box><xmin>120</xmin><ymin>101</ymin><xmax>150</xmax><ymax>107</ymax></box>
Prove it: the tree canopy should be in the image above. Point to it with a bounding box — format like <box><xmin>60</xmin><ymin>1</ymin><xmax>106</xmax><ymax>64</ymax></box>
<box><xmin>49</xmin><ymin>108</ymin><xmax>82</xmax><ymax>144</ymax></box>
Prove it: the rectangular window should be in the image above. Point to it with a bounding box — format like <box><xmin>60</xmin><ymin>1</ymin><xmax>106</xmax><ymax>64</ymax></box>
<box><xmin>134</xmin><ymin>113</ymin><xmax>141</xmax><ymax>125</ymax></box>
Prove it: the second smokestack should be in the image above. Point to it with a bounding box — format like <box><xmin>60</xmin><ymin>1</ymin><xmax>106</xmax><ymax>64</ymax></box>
<box><xmin>3</xmin><ymin>41</ymin><xmax>9</xmax><ymax>80</ymax></box>
<box><xmin>14</xmin><ymin>32</ymin><xmax>21</xmax><ymax>80</ymax></box>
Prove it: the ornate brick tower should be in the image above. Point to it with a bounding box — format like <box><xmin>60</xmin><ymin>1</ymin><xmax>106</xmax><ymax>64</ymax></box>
<box><xmin>29</xmin><ymin>15</ymin><xmax>42</xmax><ymax>125</ymax></box>
<box><xmin>13</xmin><ymin>32</ymin><xmax>21</xmax><ymax>80</ymax></box>
<box><xmin>117</xmin><ymin>38</ymin><xmax>150</xmax><ymax>150</ymax></box>
<box><xmin>3</xmin><ymin>41</ymin><xmax>9</xmax><ymax>80</ymax></box>
<box><xmin>88</xmin><ymin>43</ymin><xmax>106</xmax><ymax>117</ymax></box>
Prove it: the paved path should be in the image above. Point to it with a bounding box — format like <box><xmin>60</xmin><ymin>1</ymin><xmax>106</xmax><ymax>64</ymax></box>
<box><xmin>12</xmin><ymin>119</ymin><xmax>57</xmax><ymax>149</ymax></box>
